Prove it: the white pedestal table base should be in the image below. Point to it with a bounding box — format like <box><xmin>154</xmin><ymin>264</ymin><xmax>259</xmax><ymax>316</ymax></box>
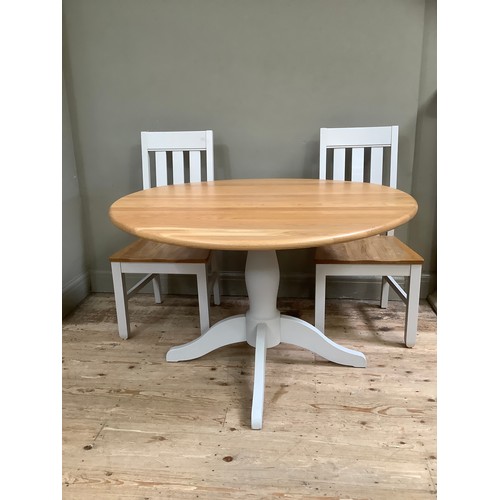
<box><xmin>166</xmin><ymin>250</ymin><xmax>366</xmax><ymax>429</ymax></box>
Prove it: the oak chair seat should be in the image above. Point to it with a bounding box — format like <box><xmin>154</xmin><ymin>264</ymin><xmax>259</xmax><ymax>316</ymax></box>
<box><xmin>315</xmin><ymin>235</ymin><xmax>423</xmax><ymax>265</ymax></box>
<box><xmin>110</xmin><ymin>239</ymin><xmax>210</xmax><ymax>264</ymax></box>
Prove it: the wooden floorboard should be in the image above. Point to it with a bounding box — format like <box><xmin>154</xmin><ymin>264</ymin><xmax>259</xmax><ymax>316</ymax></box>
<box><xmin>62</xmin><ymin>293</ymin><xmax>437</xmax><ymax>499</ymax></box>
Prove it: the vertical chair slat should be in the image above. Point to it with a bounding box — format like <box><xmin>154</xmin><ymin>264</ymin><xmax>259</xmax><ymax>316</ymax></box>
<box><xmin>333</xmin><ymin>149</ymin><xmax>346</xmax><ymax>180</ymax></box>
<box><xmin>351</xmin><ymin>147</ymin><xmax>364</xmax><ymax>181</ymax></box>
<box><xmin>370</xmin><ymin>147</ymin><xmax>384</xmax><ymax>184</ymax></box>
<box><xmin>155</xmin><ymin>152</ymin><xmax>168</xmax><ymax>186</ymax></box>
<box><xmin>189</xmin><ymin>151</ymin><xmax>202</xmax><ymax>182</ymax></box>
<box><xmin>172</xmin><ymin>151</ymin><xmax>184</xmax><ymax>185</ymax></box>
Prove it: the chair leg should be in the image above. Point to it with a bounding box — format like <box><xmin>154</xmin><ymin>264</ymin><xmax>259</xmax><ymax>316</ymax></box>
<box><xmin>111</xmin><ymin>262</ymin><xmax>130</xmax><ymax>340</ymax></box>
<box><xmin>213</xmin><ymin>277</ymin><xmax>221</xmax><ymax>305</ymax></box>
<box><xmin>404</xmin><ymin>264</ymin><xmax>422</xmax><ymax>348</ymax></box>
<box><xmin>380</xmin><ymin>276</ymin><xmax>389</xmax><ymax>309</ymax></box>
<box><xmin>196</xmin><ymin>266</ymin><xmax>210</xmax><ymax>334</ymax></box>
<box><xmin>152</xmin><ymin>274</ymin><xmax>162</xmax><ymax>304</ymax></box>
<box><xmin>314</xmin><ymin>266</ymin><xmax>327</xmax><ymax>333</ymax></box>
<box><xmin>210</xmin><ymin>253</ymin><xmax>221</xmax><ymax>306</ymax></box>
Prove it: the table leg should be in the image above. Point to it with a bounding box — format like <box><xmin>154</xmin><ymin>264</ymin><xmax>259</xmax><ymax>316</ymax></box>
<box><xmin>165</xmin><ymin>249</ymin><xmax>366</xmax><ymax>428</ymax></box>
<box><xmin>166</xmin><ymin>315</ymin><xmax>246</xmax><ymax>362</ymax></box>
<box><xmin>280</xmin><ymin>315</ymin><xmax>366</xmax><ymax>367</ymax></box>
<box><xmin>251</xmin><ymin>323</ymin><xmax>267</xmax><ymax>430</ymax></box>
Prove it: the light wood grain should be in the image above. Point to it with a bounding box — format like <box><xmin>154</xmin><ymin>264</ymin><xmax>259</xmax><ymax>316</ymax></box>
<box><xmin>63</xmin><ymin>294</ymin><xmax>437</xmax><ymax>499</ymax></box>
<box><xmin>109</xmin><ymin>179</ymin><xmax>418</xmax><ymax>250</ymax></box>
<box><xmin>315</xmin><ymin>235</ymin><xmax>424</xmax><ymax>264</ymax></box>
<box><xmin>109</xmin><ymin>239</ymin><xmax>210</xmax><ymax>263</ymax></box>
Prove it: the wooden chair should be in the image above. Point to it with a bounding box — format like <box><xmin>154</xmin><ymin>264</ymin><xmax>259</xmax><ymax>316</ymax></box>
<box><xmin>314</xmin><ymin>126</ymin><xmax>423</xmax><ymax>347</ymax></box>
<box><xmin>109</xmin><ymin>130</ymin><xmax>220</xmax><ymax>339</ymax></box>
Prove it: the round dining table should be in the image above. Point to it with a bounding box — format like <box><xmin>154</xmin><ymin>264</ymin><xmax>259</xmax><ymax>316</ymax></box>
<box><xmin>109</xmin><ymin>178</ymin><xmax>418</xmax><ymax>429</ymax></box>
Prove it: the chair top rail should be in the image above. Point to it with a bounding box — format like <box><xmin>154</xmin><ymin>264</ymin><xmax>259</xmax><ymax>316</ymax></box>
<box><xmin>141</xmin><ymin>130</ymin><xmax>213</xmax><ymax>152</ymax></box>
<box><xmin>320</xmin><ymin>126</ymin><xmax>396</xmax><ymax>149</ymax></box>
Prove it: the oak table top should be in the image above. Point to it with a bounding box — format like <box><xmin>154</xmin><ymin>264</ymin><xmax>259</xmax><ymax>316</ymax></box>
<box><xmin>108</xmin><ymin>178</ymin><xmax>418</xmax><ymax>251</ymax></box>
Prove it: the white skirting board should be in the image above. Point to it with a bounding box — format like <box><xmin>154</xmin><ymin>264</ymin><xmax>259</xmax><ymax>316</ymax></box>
<box><xmin>427</xmin><ymin>291</ymin><xmax>437</xmax><ymax>313</ymax></box>
<box><xmin>62</xmin><ymin>272</ymin><xmax>90</xmax><ymax>318</ymax></box>
<box><xmin>90</xmin><ymin>270</ymin><xmax>435</xmax><ymax>301</ymax></box>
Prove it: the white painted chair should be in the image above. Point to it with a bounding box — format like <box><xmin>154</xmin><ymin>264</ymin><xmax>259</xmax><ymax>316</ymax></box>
<box><xmin>109</xmin><ymin>130</ymin><xmax>221</xmax><ymax>339</ymax></box>
<box><xmin>314</xmin><ymin>126</ymin><xmax>423</xmax><ymax>347</ymax></box>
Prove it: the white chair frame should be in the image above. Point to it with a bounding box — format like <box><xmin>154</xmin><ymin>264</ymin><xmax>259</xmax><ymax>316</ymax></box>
<box><xmin>314</xmin><ymin>126</ymin><xmax>423</xmax><ymax>347</ymax></box>
<box><xmin>110</xmin><ymin>130</ymin><xmax>220</xmax><ymax>339</ymax></box>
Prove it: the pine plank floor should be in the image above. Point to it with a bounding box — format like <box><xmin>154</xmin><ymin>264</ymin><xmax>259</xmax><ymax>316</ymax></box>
<box><xmin>62</xmin><ymin>293</ymin><xmax>437</xmax><ymax>499</ymax></box>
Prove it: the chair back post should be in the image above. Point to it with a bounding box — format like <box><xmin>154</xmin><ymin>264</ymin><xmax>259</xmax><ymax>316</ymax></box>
<box><xmin>319</xmin><ymin>130</ymin><xmax>328</xmax><ymax>180</ymax></box>
<box><xmin>389</xmin><ymin>125</ymin><xmax>399</xmax><ymax>189</ymax></box>
<box><xmin>141</xmin><ymin>131</ymin><xmax>153</xmax><ymax>189</ymax></box>
<box><xmin>205</xmin><ymin>130</ymin><xmax>214</xmax><ymax>181</ymax></box>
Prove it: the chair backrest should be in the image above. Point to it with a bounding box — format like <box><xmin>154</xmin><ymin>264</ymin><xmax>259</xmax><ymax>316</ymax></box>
<box><xmin>319</xmin><ymin>125</ymin><xmax>399</xmax><ymax>235</ymax></box>
<box><xmin>141</xmin><ymin>130</ymin><xmax>214</xmax><ymax>189</ymax></box>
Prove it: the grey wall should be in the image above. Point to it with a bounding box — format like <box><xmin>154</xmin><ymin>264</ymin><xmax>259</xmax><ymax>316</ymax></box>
<box><xmin>409</xmin><ymin>0</ymin><xmax>437</xmax><ymax>276</ymax></box>
<box><xmin>62</xmin><ymin>73</ymin><xmax>90</xmax><ymax>316</ymax></box>
<box><xmin>62</xmin><ymin>0</ymin><xmax>436</xmax><ymax>307</ymax></box>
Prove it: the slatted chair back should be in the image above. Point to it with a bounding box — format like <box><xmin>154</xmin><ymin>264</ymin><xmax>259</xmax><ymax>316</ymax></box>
<box><xmin>319</xmin><ymin>125</ymin><xmax>399</xmax><ymax>236</ymax></box>
<box><xmin>141</xmin><ymin>130</ymin><xmax>214</xmax><ymax>189</ymax></box>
